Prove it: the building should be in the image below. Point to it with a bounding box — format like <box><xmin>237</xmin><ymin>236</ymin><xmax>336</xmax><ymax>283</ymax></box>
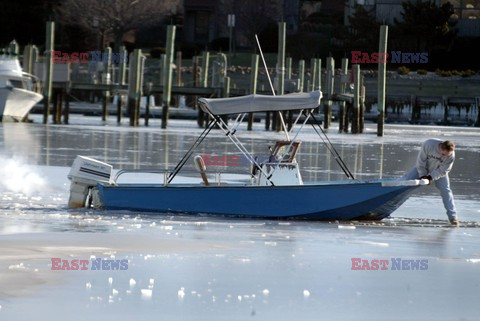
<box><xmin>284</xmin><ymin>0</ymin><xmax>301</xmax><ymax>31</ymax></box>
<box><xmin>183</xmin><ymin>0</ymin><xmax>219</xmax><ymax>45</ymax></box>
<box><xmin>182</xmin><ymin>0</ymin><xmax>300</xmax><ymax>48</ymax></box>
<box><xmin>346</xmin><ymin>0</ymin><xmax>480</xmax><ymax>36</ymax></box>
<box><xmin>447</xmin><ymin>0</ymin><xmax>480</xmax><ymax>36</ymax></box>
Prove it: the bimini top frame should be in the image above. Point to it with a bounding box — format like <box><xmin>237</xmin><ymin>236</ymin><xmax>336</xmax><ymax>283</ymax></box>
<box><xmin>169</xmin><ymin>90</ymin><xmax>355</xmax><ymax>187</ymax></box>
<box><xmin>166</xmin><ymin>92</ymin><xmax>321</xmax><ymax>186</ymax></box>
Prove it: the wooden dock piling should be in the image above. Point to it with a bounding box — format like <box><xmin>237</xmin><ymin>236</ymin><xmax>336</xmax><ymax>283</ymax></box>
<box><xmin>32</xmin><ymin>46</ymin><xmax>39</xmax><ymax>69</ymax></box>
<box><xmin>248</xmin><ymin>54</ymin><xmax>259</xmax><ymax>131</ymax></box>
<box><xmin>22</xmin><ymin>45</ymin><xmax>36</xmax><ymax>74</ymax></box>
<box><xmin>298</xmin><ymin>59</ymin><xmax>305</xmax><ymax>92</ymax></box>
<box><xmin>160</xmin><ymin>54</ymin><xmax>166</xmax><ymax>86</ymax></box>
<box><xmin>223</xmin><ymin>77</ymin><xmax>231</xmax><ymax>97</ymax></box>
<box><xmin>64</xmin><ymin>86</ymin><xmax>70</xmax><ymax>124</ymax></box>
<box><xmin>175</xmin><ymin>51</ymin><xmax>182</xmax><ymax>107</ymax></box>
<box><xmin>359</xmin><ymin>76</ymin><xmax>365</xmax><ymax>133</ymax></box>
<box><xmin>200</xmin><ymin>51</ymin><xmax>210</xmax><ymax>126</ymax></box>
<box><xmin>310</xmin><ymin>58</ymin><xmax>317</xmax><ymax>92</ymax></box>
<box><xmin>52</xmin><ymin>89</ymin><xmax>58</xmax><ymax>123</ymax></box>
<box><xmin>324</xmin><ymin>57</ymin><xmax>334</xmax><ymax>129</ymax></box>
<box><xmin>316</xmin><ymin>58</ymin><xmax>322</xmax><ymax>115</ymax></box>
<box><xmin>116</xmin><ymin>95</ymin><xmax>123</xmax><ymax>124</ymax></box>
<box><xmin>43</xmin><ymin>21</ymin><xmax>54</xmax><ymax>124</ymax></box>
<box><xmin>265</xmin><ymin>111</ymin><xmax>271</xmax><ymax>130</ymax></box>
<box><xmin>286</xmin><ymin>56</ymin><xmax>294</xmax><ymax>129</ymax></box>
<box><xmin>194</xmin><ymin>56</ymin><xmax>205</xmax><ymax>128</ymax></box>
<box><xmin>275</xmin><ymin>22</ymin><xmax>286</xmax><ymax>132</ymax></box>
<box><xmin>316</xmin><ymin>58</ymin><xmax>322</xmax><ymax>91</ymax></box>
<box><xmin>128</xmin><ymin>49</ymin><xmax>143</xmax><ymax>126</ymax></box>
<box><xmin>411</xmin><ymin>95</ymin><xmax>420</xmax><ymax>123</ymax></box>
<box><xmin>338</xmin><ymin>58</ymin><xmax>349</xmax><ymax>133</ymax></box>
<box><xmin>286</xmin><ymin>57</ymin><xmax>292</xmax><ymax>80</ymax></box>
<box><xmin>352</xmin><ymin>64</ymin><xmax>360</xmax><ymax>134</ymax></box>
<box><xmin>193</xmin><ymin>56</ymin><xmax>199</xmax><ymax>87</ymax></box>
<box><xmin>118</xmin><ymin>45</ymin><xmax>127</xmax><ymax>85</ymax></box>
<box><xmin>53</xmin><ymin>89</ymin><xmax>63</xmax><ymax>124</ymax></box>
<box><xmin>8</xmin><ymin>40</ymin><xmax>19</xmax><ymax>55</ymax></box>
<box><xmin>116</xmin><ymin>46</ymin><xmax>127</xmax><ymax>124</ymax></box>
<box><xmin>201</xmin><ymin>51</ymin><xmax>210</xmax><ymax>88</ymax></box>
<box><xmin>161</xmin><ymin>25</ymin><xmax>176</xmax><ymax>129</ymax></box>
<box><xmin>222</xmin><ymin>77</ymin><xmax>231</xmax><ymax>124</ymax></box>
<box><xmin>441</xmin><ymin>96</ymin><xmax>449</xmax><ymax>124</ymax></box>
<box><xmin>145</xmin><ymin>82</ymin><xmax>153</xmax><ymax>126</ymax></box>
<box><xmin>176</xmin><ymin>51</ymin><xmax>182</xmax><ymax>86</ymax></box>
<box><xmin>277</xmin><ymin>22</ymin><xmax>286</xmax><ymax>95</ymax></box>
<box><xmin>377</xmin><ymin>25</ymin><xmax>388</xmax><ymax>136</ymax></box>
<box><xmin>474</xmin><ymin>97</ymin><xmax>480</xmax><ymax>126</ymax></box>
<box><xmin>102</xmin><ymin>46</ymin><xmax>112</xmax><ymax>121</ymax></box>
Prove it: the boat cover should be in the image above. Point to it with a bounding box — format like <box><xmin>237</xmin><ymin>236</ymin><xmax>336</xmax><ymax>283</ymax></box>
<box><xmin>199</xmin><ymin>91</ymin><xmax>322</xmax><ymax>115</ymax></box>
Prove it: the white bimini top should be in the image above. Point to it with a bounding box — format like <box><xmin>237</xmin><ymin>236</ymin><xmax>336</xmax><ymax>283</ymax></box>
<box><xmin>199</xmin><ymin>91</ymin><xmax>322</xmax><ymax>116</ymax></box>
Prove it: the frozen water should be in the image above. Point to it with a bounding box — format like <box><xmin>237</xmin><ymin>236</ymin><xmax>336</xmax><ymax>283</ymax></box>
<box><xmin>0</xmin><ymin>117</ymin><xmax>478</xmax><ymax>320</ymax></box>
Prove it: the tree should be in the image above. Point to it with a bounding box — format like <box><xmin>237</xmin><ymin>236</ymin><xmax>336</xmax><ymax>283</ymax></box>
<box><xmin>347</xmin><ymin>5</ymin><xmax>380</xmax><ymax>54</ymax></box>
<box><xmin>218</xmin><ymin>0</ymin><xmax>281</xmax><ymax>49</ymax></box>
<box><xmin>393</xmin><ymin>1</ymin><xmax>456</xmax><ymax>52</ymax></box>
<box><xmin>0</xmin><ymin>0</ymin><xmax>57</xmax><ymax>46</ymax></box>
<box><xmin>238</xmin><ymin>0</ymin><xmax>281</xmax><ymax>48</ymax></box>
<box><xmin>57</xmin><ymin>0</ymin><xmax>179</xmax><ymax>50</ymax></box>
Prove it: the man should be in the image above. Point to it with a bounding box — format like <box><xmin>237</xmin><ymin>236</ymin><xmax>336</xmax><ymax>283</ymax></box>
<box><xmin>403</xmin><ymin>139</ymin><xmax>458</xmax><ymax>226</ymax></box>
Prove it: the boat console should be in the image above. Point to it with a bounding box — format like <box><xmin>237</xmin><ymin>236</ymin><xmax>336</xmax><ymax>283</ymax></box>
<box><xmin>256</xmin><ymin>141</ymin><xmax>303</xmax><ymax>186</ymax></box>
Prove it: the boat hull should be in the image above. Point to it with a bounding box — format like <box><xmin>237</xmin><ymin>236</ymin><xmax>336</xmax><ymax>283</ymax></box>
<box><xmin>95</xmin><ymin>180</ymin><xmax>419</xmax><ymax>220</ymax></box>
<box><xmin>0</xmin><ymin>87</ymin><xmax>43</xmax><ymax>122</ymax></box>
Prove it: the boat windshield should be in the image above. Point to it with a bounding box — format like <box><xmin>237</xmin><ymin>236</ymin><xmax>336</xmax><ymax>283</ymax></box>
<box><xmin>8</xmin><ymin>79</ymin><xmax>24</xmax><ymax>89</ymax></box>
<box><xmin>270</xmin><ymin>141</ymin><xmax>301</xmax><ymax>163</ymax></box>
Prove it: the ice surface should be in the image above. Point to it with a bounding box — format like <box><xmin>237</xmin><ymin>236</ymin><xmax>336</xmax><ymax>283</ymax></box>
<box><xmin>0</xmin><ymin>118</ymin><xmax>478</xmax><ymax>320</ymax></box>
<box><xmin>140</xmin><ymin>289</ymin><xmax>152</xmax><ymax>299</ymax></box>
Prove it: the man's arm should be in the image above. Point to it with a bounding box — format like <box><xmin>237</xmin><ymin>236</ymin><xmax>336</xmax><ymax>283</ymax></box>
<box><xmin>429</xmin><ymin>155</ymin><xmax>454</xmax><ymax>181</ymax></box>
<box><xmin>416</xmin><ymin>143</ymin><xmax>429</xmax><ymax>177</ymax></box>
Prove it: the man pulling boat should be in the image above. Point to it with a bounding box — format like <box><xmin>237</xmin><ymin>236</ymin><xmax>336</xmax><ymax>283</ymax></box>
<box><xmin>403</xmin><ymin>139</ymin><xmax>458</xmax><ymax>226</ymax></box>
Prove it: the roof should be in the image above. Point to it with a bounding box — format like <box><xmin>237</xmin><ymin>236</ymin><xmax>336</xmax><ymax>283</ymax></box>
<box><xmin>198</xmin><ymin>91</ymin><xmax>322</xmax><ymax>116</ymax></box>
<box><xmin>0</xmin><ymin>57</ymin><xmax>23</xmax><ymax>77</ymax></box>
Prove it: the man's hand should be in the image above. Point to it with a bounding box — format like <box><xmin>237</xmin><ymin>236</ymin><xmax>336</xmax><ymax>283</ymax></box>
<box><xmin>420</xmin><ymin>175</ymin><xmax>432</xmax><ymax>183</ymax></box>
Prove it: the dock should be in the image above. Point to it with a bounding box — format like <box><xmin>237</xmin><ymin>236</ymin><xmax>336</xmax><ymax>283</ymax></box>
<box><xmin>11</xmin><ymin>22</ymin><xmax>480</xmax><ymax>132</ymax></box>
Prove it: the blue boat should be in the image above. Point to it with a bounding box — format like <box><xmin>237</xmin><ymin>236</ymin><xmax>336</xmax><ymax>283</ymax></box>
<box><xmin>94</xmin><ymin>180</ymin><xmax>419</xmax><ymax>220</ymax></box>
<box><xmin>67</xmin><ymin>91</ymin><xmax>428</xmax><ymax>220</ymax></box>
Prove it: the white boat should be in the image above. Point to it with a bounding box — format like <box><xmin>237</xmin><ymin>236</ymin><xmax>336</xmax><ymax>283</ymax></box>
<box><xmin>0</xmin><ymin>57</ymin><xmax>43</xmax><ymax>122</ymax></box>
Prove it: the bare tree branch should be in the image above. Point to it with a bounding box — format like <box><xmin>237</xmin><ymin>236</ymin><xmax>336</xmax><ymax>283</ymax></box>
<box><xmin>57</xmin><ymin>0</ymin><xmax>179</xmax><ymax>49</ymax></box>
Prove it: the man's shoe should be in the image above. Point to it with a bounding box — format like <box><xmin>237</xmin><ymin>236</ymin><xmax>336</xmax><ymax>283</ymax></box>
<box><xmin>449</xmin><ymin>218</ymin><xmax>459</xmax><ymax>227</ymax></box>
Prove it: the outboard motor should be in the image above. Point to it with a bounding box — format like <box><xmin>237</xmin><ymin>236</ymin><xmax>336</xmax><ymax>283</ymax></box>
<box><xmin>67</xmin><ymin>156</ymin><xmax>113</xmax><ymax>208</ymax></box>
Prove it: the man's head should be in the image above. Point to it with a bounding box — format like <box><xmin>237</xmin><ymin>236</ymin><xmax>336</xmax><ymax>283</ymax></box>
<box><xmin>439</xmin><ymin>140</ymin><xmax>455</xmax><ymax>157</ymax></box>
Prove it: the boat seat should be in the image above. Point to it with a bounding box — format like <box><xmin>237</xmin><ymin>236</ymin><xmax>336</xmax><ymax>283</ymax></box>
<box><xmin>194</xmin><ymin>155</ymin><xmax>209</xmax><ymax>186</ymax></box>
